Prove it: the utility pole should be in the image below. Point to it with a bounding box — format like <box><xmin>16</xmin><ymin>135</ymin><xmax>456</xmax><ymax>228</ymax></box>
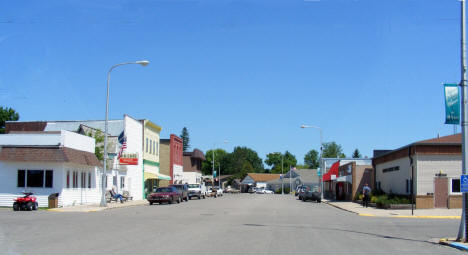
<box><xmin>281</xmin><ymin>155</ymin><xmax>284</xmax><ymax>195</ymax></box>
<box><xmin>458</xmin><ymin>0</ymin><xmax>468</xmax><ymax>242</ymax></box>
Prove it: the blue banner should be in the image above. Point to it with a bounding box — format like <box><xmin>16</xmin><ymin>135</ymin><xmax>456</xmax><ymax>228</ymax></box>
<box><xmin>444</xmin><ymin>83</ymin><xmax>460</xmax><ymax>124</ymax></box>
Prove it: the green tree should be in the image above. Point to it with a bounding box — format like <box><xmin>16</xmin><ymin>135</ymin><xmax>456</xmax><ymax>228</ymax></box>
<box><xmin>221</xmin><ymin>146</ymin><xmax>264</xmax><ymax>177</ymax></box>
<box><xmin>352</xmin><ymin>149</ymin><xmax>362</xmax><ymax>158</ymax></box>
<box><xmin>87</xmin><ymin>130</ymin><xmax>105</xmax><ymax>161</ymax></box>
<box><xmin>0</xmin><ymin>106</ymin><xmax>19</xmax><ymax>133</ymax></box>
<box><xmin>180</xmin><ymin>127</ymin><xmax>190</xmax><ymax>152</ymax></box>
<box><xmin>264</xmin><ymin>151</ymin><xmax>297</xmax><ymax>174</ymax></box>
<box><xmin>304</xmin><ymin>149</ymin><xmax>319</xmax><ymax>169</ymax></box>
<box><xmin>202</xmin><ymin>148</ymin><xmax>228</xmax><ymax>175</ymax></box>
<box><xmin>322</xmin><ymin>142</ymin><xmax>346</xmax><ymax>158</ymax></box>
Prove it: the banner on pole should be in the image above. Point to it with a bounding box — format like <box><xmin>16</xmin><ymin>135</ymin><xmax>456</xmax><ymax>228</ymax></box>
<box><xmin>444</xmin><ymin>83</ymin><xmax>460</xmax><ymax>124</ymax></box>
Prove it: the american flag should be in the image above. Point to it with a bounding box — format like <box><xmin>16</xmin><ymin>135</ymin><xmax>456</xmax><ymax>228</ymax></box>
<box><xmin>117</xmin><ymin>135</ymin><xmax>127</xmax><ymax>159</ymax></box>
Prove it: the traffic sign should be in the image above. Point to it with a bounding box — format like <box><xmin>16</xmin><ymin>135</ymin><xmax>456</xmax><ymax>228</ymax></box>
<box><xmin>461</xmin><ymin>175</ymin><xmax>468</xmax><ymax>193</ymax></box>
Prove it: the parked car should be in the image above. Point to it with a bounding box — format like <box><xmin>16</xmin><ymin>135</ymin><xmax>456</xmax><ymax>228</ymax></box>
<box><xmin>262</xmin><ymin>189</ymin><xmax>274</xmax><ymax>194</ymax></box>
<box><xmin>248</xmin><ymin>187</ymin><xmax>257</xmax><ymax>193</ymax></box>
<box><xmin>214</xmin><ymin>186</ymin><xmax>223</xmax><ymax>196</ymax></box>
<box><xmin>147</xmin><ymin>187</ymin><xmax>181</xmax><ymax>205</ymax></box>
<box><xmin>188</xmin><ymin>183</ymin><xmax>206</xmax><ymax>199</ymax></box>
<box><xmin>295</xmin><ymin>185</ymin><xmax>303</xmax><ymax>196</ymax></box>
<box><xmin>170</xmin><ymin>184</ymin><xmax>189</xmax><ymax>202</ymax></box>
<box><xmin>297</xmin><ymin>186</ymin><xmax>308</xmax><ymax>200</ymax></box>
<box><xmin>302</xmin><ymin>185</ymin><xmax>322</xmax><ymax>203</ymax></box>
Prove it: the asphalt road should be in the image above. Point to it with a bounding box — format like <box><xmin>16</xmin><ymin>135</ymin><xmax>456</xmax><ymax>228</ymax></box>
<box><xmin>0</xmin><ymin>194</ymin><xmax>463</xmax><ymax>255</ymax></box>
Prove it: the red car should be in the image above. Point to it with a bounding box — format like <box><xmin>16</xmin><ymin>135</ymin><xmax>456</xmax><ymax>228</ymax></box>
<box><xmin>147</xmin><ymin>187</ymin><xmax>182</xmax><ymax>205</ymax></box>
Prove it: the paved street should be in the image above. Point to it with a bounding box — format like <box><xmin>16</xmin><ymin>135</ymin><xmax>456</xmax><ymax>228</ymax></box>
<box><xmin>0</xmin><ymin>194</ymin><xmax>463</xmax><ymax>255</ymax></box>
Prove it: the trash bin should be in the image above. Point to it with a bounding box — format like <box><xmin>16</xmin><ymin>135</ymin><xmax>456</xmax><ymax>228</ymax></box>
<box><xmin>48</xmin><ymin>193</ymin><xmax>59</xmax><ymax>208</ymax></box>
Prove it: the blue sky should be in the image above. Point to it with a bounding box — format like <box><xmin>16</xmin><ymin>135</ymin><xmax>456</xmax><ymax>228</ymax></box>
<box><xmin>0</xmin><ymin>0</ymin><xmax>462</xmax><ymax>166</ymax></box>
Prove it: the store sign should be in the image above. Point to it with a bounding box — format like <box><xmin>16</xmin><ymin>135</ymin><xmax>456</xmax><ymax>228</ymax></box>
<box><xmin>444</xmin><ymin>83</ymin><xmax>460</xmax><ymax>124</ymax></box>
<box><xmin>119</xmin><ymin>153</ymin><xmax>139</xmax><ymax>165</ymax></box>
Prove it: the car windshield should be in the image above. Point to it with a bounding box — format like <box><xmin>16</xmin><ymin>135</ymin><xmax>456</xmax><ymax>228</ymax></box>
<box><xmin>155</xmin><ymin>188</ymin><xmax>172</xmax><ymax>193</ymax></box>
<box><xmin>188</xmin><ymin>184</ymin><xmax>199</xmax><ymax>188</ymax></box>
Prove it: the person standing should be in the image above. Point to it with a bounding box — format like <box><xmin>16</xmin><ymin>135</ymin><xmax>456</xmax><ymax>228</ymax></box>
<box><xmin>362</xmin><ymin>183</ymin><xmax>371</xmax><ymax>208</ymax></box>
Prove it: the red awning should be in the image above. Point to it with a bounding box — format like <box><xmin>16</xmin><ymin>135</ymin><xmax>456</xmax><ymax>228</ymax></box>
<box><xmin>323</xmin><ymin>161</ymin><xmax>340</xmax><ymax>181</ymax></box>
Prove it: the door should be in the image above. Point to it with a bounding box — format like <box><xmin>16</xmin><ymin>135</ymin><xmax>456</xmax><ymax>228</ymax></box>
<box><xmin>434</xmin><ymin>177</ymin><xmax>448</xmax><ymax>208</ymax></box>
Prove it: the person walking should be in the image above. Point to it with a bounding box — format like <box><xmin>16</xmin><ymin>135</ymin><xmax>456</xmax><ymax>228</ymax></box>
<box><xmin>362</xmin><ymin>183</ymin><xmax>371</xmax><ymax>208</ymax></box>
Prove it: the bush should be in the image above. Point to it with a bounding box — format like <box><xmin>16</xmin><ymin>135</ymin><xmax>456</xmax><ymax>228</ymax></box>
<box><xmin>374</xmin><ymin>194</ymin><xmax>411</xmax><ymax>208</ymax></box>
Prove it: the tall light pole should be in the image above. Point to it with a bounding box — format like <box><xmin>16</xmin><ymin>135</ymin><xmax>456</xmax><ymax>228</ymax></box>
<box><xmin>301</xmin><ymin>124</ymin><xmax>324</xmax><ymax>200</ymax></box>
<box><xmin>281</xmin><ymin>154</ymin><xmax>284</xmax><ymax>195</ymax></box>
<box><xmin>100</xmin><ymin>60</ymin><xmax>150</xmax><ymax>207</ymax></box>
<box><xmin>458</xmin><ymin>0</ymin><xmax>468</xmax><ymax>241</ymax></box>
<box><xmin>212</xmin><ymin>140</ymin><xmax>228</xmax><ymax>189</ymax></box>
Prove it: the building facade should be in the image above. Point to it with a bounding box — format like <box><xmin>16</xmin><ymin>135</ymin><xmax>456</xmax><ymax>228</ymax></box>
<box><xmin>373</xmin><ymin>134</ymin><xmax>462</xmax><ymax>209</ymax></box>
<box><xmin>0</xmin><ymin>131</ymin><xmax>102</xmax><ymax>207</ymax></box>
<box><xmin>159</xmin><ymin>134</ymin><xmax>183</xmax><ymax>185</ymax></box>
<box><xmin>182</xmin><ymin>149</ymin><xmax>205</xmax><ymax>184</ymax></box>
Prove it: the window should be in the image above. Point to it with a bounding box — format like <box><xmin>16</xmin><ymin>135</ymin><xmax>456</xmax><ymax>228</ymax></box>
<box><xmin>452</xmin><ymin>178</ymin><xmax>461</xmax><ymax>193</ymax></box>
<box><xmin>66</xmin><ymin>171</ymin><xmax>70</xmax><ymax>188</ymax></box>
<box><xmin>156</xmin><ymin>142</ymin><xmax>159</xmax><ymax>155</ymax></box>
<box><xmin>73</xmin><ymin>171</ymin><xmax>78</xmax><ymax>188</ymax></box>
<box><xmin>27</xmin><ymin>170</ymin><xmax>44</xmax><ymax>187</ymax></box>
<box><xmin>153</xmin><ymin>141</ymin><xmax>155</xmax><ymax>155</ymax></box>
<box><xmin>81</xmin><ymin>172</ymin><xmax>86</xmax><ymax>188</ymax></box>
<box><xmin>146</xmin><ymin>138</ymin><xmax>148</xmax><ymax>153</ymax></box>
<box><xmin>383</xmin><ymin>166</ymin><xmax>400</xmax><ymax>173</ymax></box>
<box><xmin>120</xmin><ymin>176</ymin><xmax>125</xmax><ymax>189</ymax></box>
<box><xmin>17</xmin><ymin>170</ymin><xmax>25</xmax><ymax>187</ymax></box>
<box><xmin>113</xmin><ymin>175</ymin><xmax>117</xmax><ymax>186</ymax></box>
<box><xmin>45</xmin><ymin>170</ymin><xmax>53</xmax><ymax>188</ymax></box>
<box><xmin>149</xmin><ymin>140</ymin><xmax>152</xmax><ymax>154</ymax></box>
<box><xmin>88</xmin><ymin>172</ymin><xmax>91</xmax><ymax>189</ymax></box>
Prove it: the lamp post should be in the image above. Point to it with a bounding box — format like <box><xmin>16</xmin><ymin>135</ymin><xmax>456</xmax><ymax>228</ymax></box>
<box><xmin>212</xmin><ymin>140</ymin><xmax>228</xmax><ymax>189</ymax></box>
<box><xmin>100</xmin><ymin>60</ymin><xmax>150</xmax><ymax>207</ymax></box>
<box><xmin>301</xmin><ymin>124</ymin><xmax>324</xmax><ymax>200</ymax></box>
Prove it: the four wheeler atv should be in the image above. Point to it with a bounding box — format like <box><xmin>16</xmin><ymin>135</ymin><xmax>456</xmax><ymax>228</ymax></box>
<box><xmin>13</xmin><ymin>192</ymin><xmax>38</xmax><ymax>211</ymax></box>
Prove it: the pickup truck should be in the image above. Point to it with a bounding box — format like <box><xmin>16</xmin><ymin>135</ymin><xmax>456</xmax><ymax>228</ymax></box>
<box><xmin>187</xmin><ymin>183</ymin><xmax>206</xmax><ymax>200</ymax></box>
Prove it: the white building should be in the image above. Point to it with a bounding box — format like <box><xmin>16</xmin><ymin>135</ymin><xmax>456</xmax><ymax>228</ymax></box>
<box><xmin>5</xmin><ymin>114</ymin><xmax>145</xmax><ymax>200</ymax></box>
<box><xmin>373</xmin><ymin>133</ymin><xmax>462</xmax><ymax>209</ymax></box>
<box><xmin>0</xmin><ymin>131</ymin><xmax>102</xmax><ymax>207</ymax></box>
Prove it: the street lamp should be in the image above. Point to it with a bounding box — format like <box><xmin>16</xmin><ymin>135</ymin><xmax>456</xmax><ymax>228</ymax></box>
<box><xmin>212</xmin><ymin>140</ymin><xmax>229</xmax><ymax>189</ymax></box>
<box><xmin>301</xmin><ymin>124</ymin><xmax>324</xmax><ymax>200</ymax></box>
<box><xmin>100</xmin><ymin>60</ymin><xmax>150</xmax><ymax>207</ymax></box>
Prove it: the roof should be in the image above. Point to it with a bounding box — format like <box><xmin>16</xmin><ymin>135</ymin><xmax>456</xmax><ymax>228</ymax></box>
<box><xmin>183</xmin><ymin>149</ymin><xmax>205</xmax><ymax>160</ymax></box>
<box><xmin>0</xmin><ymin>146</ymin><xmax>102</xmax><ymax>167</ymax></box>
<box><xmin>374</xmin><ymin>133</ymin><xmax>462</xmax><ymax>160</ymax></box>
<box><xmin>287</xmin><ymin>169</ymin><xmax>319</xmax><ymax>182</ymax></box>
<box><xmin>246</xmin><ymin>173</ymin><xmax>281</xmax><ymax>182</ymax></box>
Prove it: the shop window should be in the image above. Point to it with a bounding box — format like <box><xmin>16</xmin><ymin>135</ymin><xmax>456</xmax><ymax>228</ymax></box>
<box><xmin>73</xmin><ymin>171</ymin><xmax>78</xmax><ymax>188</ymax></box>
<box><xmin>452</xmin><ymin>179</ymin><xmax>461</xmax><ymax>193</ymax></box>
<box><xmin>27</xmin><ymin>170</ymin><xmax>44</xmax><ymax>187</ymax></box>
<box><xmin>45</xmin><ymin>170</ymin><xmax>53</xmax><ymax>188</ymax></box>
<box><xmin>88</xmin><ymin>172</ymin><xmax>92</xmax><ymax>189</ymax></box>
<box><xmin>66</xmin><ymin>171</ymin><xmax>70</xmax><ymax>188</ymax></box>
<box><xmin>17</xmin><ymin>170</ymin><xmax>25</xmax><ymax>187</ymax></box>
<box><xmin>120</xmin><ymin>176</ymin><xmax>125</xmax><ymax>189</ymax></box>
<box><xmin>81</xmin><ymin>172</ymin><xmax>86</xmax><ymax>188</ymax></box>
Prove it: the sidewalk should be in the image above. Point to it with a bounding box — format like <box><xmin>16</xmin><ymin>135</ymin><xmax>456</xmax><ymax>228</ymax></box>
<box><xmin>47</xmin><ymin>200</ymin><xmax>148</xmax><ymax>212</ymax></box>
<box><xmin>324</xmin><ymin>200</ymin><xmax>461</xmax><ymax>219</ymax></box>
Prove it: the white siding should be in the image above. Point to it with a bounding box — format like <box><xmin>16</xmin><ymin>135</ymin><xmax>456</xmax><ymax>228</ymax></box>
<box><xmin>375</xmin><ymin>157</ymin><xmax>411</xmax><ymax>195</ymax></box>
<box><xmin>124</xmin><ymin>115</ymin><xmax>144</xmax><ymax>200</ymax></box>
<box><xmin>173</xmin><ymin>164</ymin><xmax>183</xmax><ymax>183</ymax></box>
<box><xmin>416</xmin><ymin>154</ymin><xmax>462</xmax><ymax>195</ymax></box>
<box><xmin>0</xmin><ymin>162</ymin><xmax>102</xmax><ymax>207</ymax></box>
<box><xmin>60</xmin><ymin>130</ymin><xmax>95</xmax><ymax>153</ymax></box>
<box><xmin>182</xmin><ymin>172</ymin><xmax>202</xmax><ymax>184</ymax></box>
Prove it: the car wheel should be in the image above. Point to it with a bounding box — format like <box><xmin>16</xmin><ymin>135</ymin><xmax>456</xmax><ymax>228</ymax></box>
<box><xmin>169</xmin><ymin>197</ymin><xmax>174</xmax><ymax>204</ymax></box>
<box><xmin>149</xmin><ymin>201</ymin><xmax>153</xmax><ymax>205</ymax></box>
<box><xmin>13</xmin><ymin>202</ymin><xmax>19</xmax><ymax>211</ymax></box>
<box><xmin>203</xmin><ymin>194</ymin><xmax>206</xmax><ymax>199</ymax></box>
<box><xmin>33</xmin><ymin>202</ymin><xmax>38</xmax><ymax>210</ymax></box>
<box><xmin>302</xmin><ymin>197</ymin><xmax>306</xmax><ymax>202</ymax></box>
<box><xmin>158</xmin><ymin>202</ymin><xmax>162</xmax><ymax>205</ymax></box>
<box><xmin>317</xmin><ymin>199</ymin><xmax>321</xmax><ymax>203</ymax></box>
<box><xmin>185</xmin><ymin>196</ymin><xmax>188</xmax><ymax>202</ymax></box>
<box><xmin>26</xmin><ymin>202</ymin><xmax>33</xmax><ymax>211</ymax></box>
<box><xmin>178</xmin><ymin>197</ymin><xmax>181</xmax><ymax>203</ymax></box>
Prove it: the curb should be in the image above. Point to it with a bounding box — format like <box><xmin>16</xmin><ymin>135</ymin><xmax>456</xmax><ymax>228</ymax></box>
<box><xmin>449</xmin><ymin>242</ymin><xmax>468</xmax><ymax>251</ymax></box>
<box><xmin>324</xmin><ymin>202</ymin><xmax>460</xmax><ymax>219</ymax></box>
<box><xmin>46</xmin><ymin>202</ymin><xmax>147</xmax><ymax>213</ymax></box>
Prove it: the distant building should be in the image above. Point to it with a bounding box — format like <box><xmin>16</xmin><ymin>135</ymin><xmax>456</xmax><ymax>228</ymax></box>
<box><xmin>160</xmin><ymin>135</ymin><xmax>183</xmax><ymax>186</ymax></box>
<box><xmin>0</xmin><ymin>131</ymin><xmax>102</xmax><ymax>207</ymax></box>
<box><xmin>373</xmin><ymin>133</ymin><xmax>462</xmax><ymax>209</ymax></box>
<box><xmin>241</xmin><ymin>173</ymin><xmax>281</xmax><ymax>192</ymax></box>
<box><xmin>182</xmin><ymin>149</ymin><xmax>205</xmax><ymax>184</ymax></box>
<box><xmin>267</xmin><ymin>169</ymin><xmax>319</xmax><ymax>192</ymax></box>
